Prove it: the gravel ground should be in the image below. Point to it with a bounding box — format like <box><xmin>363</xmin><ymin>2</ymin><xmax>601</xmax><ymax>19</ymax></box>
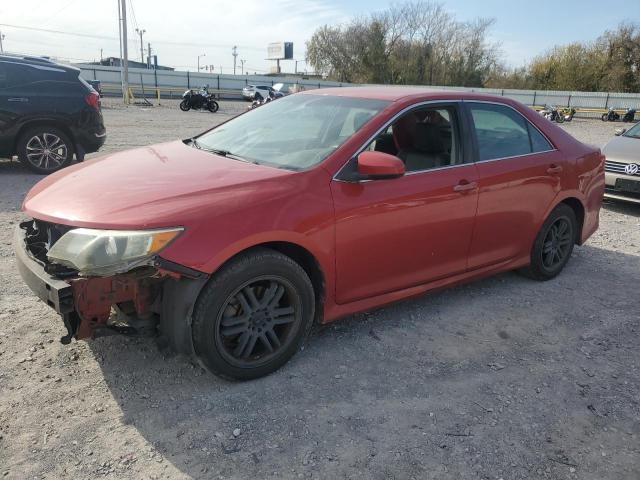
<box><xmin>1</xmin><ymin>99</ymin><xmax>639</xmax><ymax>480</ymax></box>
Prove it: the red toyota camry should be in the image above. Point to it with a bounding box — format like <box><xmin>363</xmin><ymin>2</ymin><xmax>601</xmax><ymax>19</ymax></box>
<box><xmin>15</xmin><ymin>88</ymin><xmax>605</xmax><ymax>380</ymax></box>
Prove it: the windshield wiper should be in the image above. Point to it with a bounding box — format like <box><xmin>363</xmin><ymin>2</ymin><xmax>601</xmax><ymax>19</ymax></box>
<box><xmin>189</xmin><ymin>138</ymin><xmax>254</xmax><ymax>163</ymax></box>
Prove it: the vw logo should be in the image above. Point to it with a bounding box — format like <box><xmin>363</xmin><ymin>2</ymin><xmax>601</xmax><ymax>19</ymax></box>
<box><xmin>624</xmin><ymin>163</ymin><xmax>639</xmax><ymax>175</ymax></box>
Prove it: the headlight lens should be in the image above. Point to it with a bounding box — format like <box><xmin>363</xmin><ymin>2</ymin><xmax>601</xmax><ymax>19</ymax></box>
<box><xmin>47</xmin><ymin>227</ymin><xmax>183</xmax><ymax>276</ymax></box>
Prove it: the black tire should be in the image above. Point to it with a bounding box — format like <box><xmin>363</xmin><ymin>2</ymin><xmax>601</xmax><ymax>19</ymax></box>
<box><xmin>555</xmin><ymin>114</ymin><xmax>565</xmax><ymax>124</ymax></box>
<box><xmin>17</xmin><ymin>126</ymin><xmax>73</xmax><ymax>174</ymax></box>
<box><xmin>601</xmin><ymin>114</ymin><xmax>608</xmax><ymax>122</ymax></box>
<box><xmin>520</xmin><ymin>203</ymin><xmax>577</xmax><ymax>281</ymax></box>
<box><xmin>192</xmin><ymin>248</ymin><xmax>315</xmax><ymax>380</ymax></box>
<box><xmin>207</xmin><ymin>100</ymin><xmax>219</xmax><ymax>113</ymax></box>
<box><xmin>179</xmin><ymin>99</ymin><xmax>190</xmax><ymax>111</ymax></box>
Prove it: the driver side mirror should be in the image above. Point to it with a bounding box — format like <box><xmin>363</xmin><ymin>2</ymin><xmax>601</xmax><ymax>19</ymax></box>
<box><xmin>357</xmin><ymin>151</ymin><xmax>405</xmax><ymax>179</ymax></box>
<box><xmin>615</xmin><ymin>127</ymin><xmax>627</xmax><ymax>136</ymax></box>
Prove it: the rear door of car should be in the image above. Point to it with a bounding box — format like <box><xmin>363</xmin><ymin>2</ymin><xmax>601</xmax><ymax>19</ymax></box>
<box><xmin>331</xmin><ymin>101</ymin><xmax>479</xmax><ymax>304</ymax></box>
<box><xmin>463</xmin><ymin>101</ymin><xmax>564</xmax><ymax>270</ymax></box>
<box><xmin>0</xmin><ymin>61</ymin><xmax>34</xmax><ymax>154</ymax></box>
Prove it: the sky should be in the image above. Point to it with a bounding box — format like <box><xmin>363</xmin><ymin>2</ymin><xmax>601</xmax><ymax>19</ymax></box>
<box><xmin>0</xmin><ymin>0</ymin><xmax>638</xmax><ymax>74</ymax></box>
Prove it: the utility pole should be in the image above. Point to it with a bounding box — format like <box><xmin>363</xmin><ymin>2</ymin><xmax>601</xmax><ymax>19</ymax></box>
<box><xmin>100</xmin><ymin>48</ymin><xmax>103</xmax><ymax>62</ymax></box>
<box><xmin>147</xmin><ymin>42</ymin><xmax>152</xmax><ymax>68</ymax></box>
<box><xmin>232</xmin><ymin>46</ymin><xmax>238</xmax><ymax>75</ymax></box>
<box><xmin>0</xmin><ymin>32</ymin><xmax>5</xmax><ymax>53</ymax></box>
<box><xmin>119</xmin><ymin>0</ymin><xmax>129</xmax><ymax>104</ymax></box>
<box><xmin>197</xmin><ymin>54</ymin><xmax>206</xmax><ymax>72</ymax></box>
<box><xmin>135</xmin><ymin>28</ymin><xmax>146</xmax><ymax>64</ymax></box>
<box><xmin>240</xmin><ymin>59</ymin><xmax>246</xmax><ymax>75</ymax></box>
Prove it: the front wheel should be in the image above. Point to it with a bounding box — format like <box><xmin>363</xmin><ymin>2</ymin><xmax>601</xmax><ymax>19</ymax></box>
<box><xmin>179</xmin><ymin>99</ymin><xmax>191</xmax><ymax>111</ymax></box>
<box><xmin>519</xmin><ymin>204</ymin><xmax>577</xmax><ymax>281</ymax></box>
<box><xmin>207</xmin><ymin>100</ymin><xmax>219</xmax><ymax>113</ymax></box>
<box><xmin>555</xmin><ymin>114</ymin><xmax>565</xmax><ymax>124</ymax></box>
<box><xmin>17</xmin><ymin>126</ymin><xmax>73</xmax><ymax>174</ymax></box>
<box><xmin>601</xmin><ymin>113</ymin><xmax>608</xmax><ymax>121</ymax></box>
<box><xmin>192</xmin><ymin>248</ymin><xmax>315</xmax><ymax>380</ymax></box>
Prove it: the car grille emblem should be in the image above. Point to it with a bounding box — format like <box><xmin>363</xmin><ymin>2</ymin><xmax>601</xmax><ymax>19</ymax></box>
<box><xmin>624</xmin><ymin>163</ymin><xmax>639</xmax><ymax>175</ymax></box>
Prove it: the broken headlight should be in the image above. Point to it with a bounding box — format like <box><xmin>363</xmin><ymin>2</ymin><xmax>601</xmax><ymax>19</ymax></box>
<box><xmin>47</xmin><ymin>227</ymin><xmax>183</xmax><ymax>276</ymax></box>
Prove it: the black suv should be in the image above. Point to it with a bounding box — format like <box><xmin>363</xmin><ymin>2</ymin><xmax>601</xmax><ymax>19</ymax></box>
<box><xmin>0</xmin><ymin>54</ymin><xmax>106</xmax><ymax>174</ymax></box>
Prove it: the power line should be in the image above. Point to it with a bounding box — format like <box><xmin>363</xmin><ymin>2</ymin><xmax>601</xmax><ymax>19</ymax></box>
<box><xmin>0</xmin><ymin>23</ymin><xmax>115</xmax><ymax>41</ymax></box>
<box><xmin>128</xmin><ymin>0</ymin><xmax>140</xmax><ymax>34</ymax></box>
<box><xmin>0</xmin><ymin>22</ymin><xmax>267</xmax><ymax>52</ymax></box>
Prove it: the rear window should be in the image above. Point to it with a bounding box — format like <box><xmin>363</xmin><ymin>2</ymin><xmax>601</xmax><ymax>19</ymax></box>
<box><xmin>0</xmin><ymin>61</ymin><xmax>74</xmax><ymax>89</ymax></box>
<box><xmin>469</xmin><ymin>103</ymin><xmax>553</xmax><ymax>161</ymax></box>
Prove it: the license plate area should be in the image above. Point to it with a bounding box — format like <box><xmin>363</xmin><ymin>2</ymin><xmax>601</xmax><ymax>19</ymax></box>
<box><xmin>615</xmin><ymin>178</ymin><xmax>640</xmax><ymax>194</ymax></box>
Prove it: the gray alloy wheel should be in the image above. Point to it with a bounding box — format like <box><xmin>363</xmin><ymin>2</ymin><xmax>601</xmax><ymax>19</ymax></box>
<box><xmin>192</xmin><ymin>248</ymin><xmax>315</xmax><ymax>380</ymax></box>
<box><xmin>519</xmin><ymin>203</ymin><xmax>577</xmax><ymax>281</ymax></box>
<box><xmin>18</xmin><ymin>127</ymin><xmax>73</xmax><ymax>174</ymax></box>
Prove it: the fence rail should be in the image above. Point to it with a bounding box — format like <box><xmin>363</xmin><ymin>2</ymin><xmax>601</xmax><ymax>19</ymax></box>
<box><xmin>78</xmin><ymin>65</ymin><xmax>640</xmax><ymax>117</ymax></box>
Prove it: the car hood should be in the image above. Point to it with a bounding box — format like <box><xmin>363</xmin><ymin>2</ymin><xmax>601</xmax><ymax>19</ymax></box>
<box><xmin>23</xmin><ymin>140</ymin><xmax>296</xmax><ymax>229</ymax></box>
<box><xmin>602</xmin><ymin>135</ymin><xmax>639</xmax><ymax>163</ymax></box>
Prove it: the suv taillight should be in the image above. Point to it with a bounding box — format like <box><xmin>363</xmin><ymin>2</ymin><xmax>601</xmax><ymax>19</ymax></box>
<box><xmin>85</xmin><ymin>92</ymin><xmax>100</xmax><ymax>110</ymax></box>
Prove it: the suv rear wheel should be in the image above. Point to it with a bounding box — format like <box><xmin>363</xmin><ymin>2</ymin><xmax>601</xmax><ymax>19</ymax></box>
<box><xmin>18</xmin><ymin>126</ymin><xmax>73</xmax><ymax>174</ymax></box>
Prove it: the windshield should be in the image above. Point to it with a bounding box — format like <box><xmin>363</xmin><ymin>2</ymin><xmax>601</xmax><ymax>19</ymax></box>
<box><xmin>195</xmin><ymin>94</ymin><xmax>389</xmax><ymax>170</ymax></box>
<box><xmin>623</xmin><ymin>122</ymin><xmax>640</xmax><ymax>139</ymax></box>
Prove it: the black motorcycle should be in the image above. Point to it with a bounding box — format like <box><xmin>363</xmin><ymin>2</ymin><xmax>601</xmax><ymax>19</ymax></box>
<box><xmin>601</xmin><ymin>107</ymin><xmax>620</xmax><ymax>122</ymax></box>
<box><xmin>180</xmin><ymin>86</ymin><xmax>219</xmax><ymax>113</ymax></box>
<box><xmin>623</xmin><ymin>108</ymin><xmax>637</xmax><ymax>122</ymax></box>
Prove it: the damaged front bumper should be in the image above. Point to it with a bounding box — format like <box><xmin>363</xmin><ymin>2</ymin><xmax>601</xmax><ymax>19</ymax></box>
<box><xmin>14</xmin><ymin>222</ymin><xmax>207</xmax><ymax>351</ymax></box>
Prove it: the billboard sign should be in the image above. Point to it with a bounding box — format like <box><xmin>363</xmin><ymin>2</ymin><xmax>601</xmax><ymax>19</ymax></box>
<box><xmin>267</xmin><ymin>42</ymin><xmax>293</xmax><ymax>60</ymax></box>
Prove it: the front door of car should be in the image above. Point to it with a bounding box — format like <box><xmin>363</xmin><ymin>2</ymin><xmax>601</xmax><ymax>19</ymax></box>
<box><xmin>464</xmin><ymin>102</ymin><xmax>564</xmax><ymax>269</ymax></box>
<box><xmin>331</xmin><ymin>103</ymin><xmax>479</xmax><ymax>304</ymax></box>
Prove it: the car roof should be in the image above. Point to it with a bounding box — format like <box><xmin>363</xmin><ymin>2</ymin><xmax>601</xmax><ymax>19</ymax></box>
<box><xmin>0</xmin><ymin>53</ymin><xmax>79</xmax><ymax>73</ymax></box>
<box><xmin>300</xmin><ymin>86</ymin><xmax>509</xmax><ymax>103</ymax></box>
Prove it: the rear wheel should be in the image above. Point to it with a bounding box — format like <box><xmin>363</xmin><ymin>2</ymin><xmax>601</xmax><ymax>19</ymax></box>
<box><xmin>17</xmin><ymin>126</ymin><xmax>73</xmax><ymax>174</ymax></box>
<box><xmin>192</xmin><ymin>248</ymin><xmax>315</xmax><ymax>380</ymax></box>
<box><xmin>601</xmin><ymin>113</ymin><xmax>608</xmax><ymax>121</ymax></box>
<box><xmin>520</xmin><ymin>204</ymin><xmax>577</xmax><ymax>281</ymax></box>
<box><xmin>179</xmin><ymin>99</ymin><xmax>190</xmax><ymax>111</ymax></box>
<box><xmin>555</xmin><ymin>114</ymin><xmax>565</xmax><ymax>123</ymax></box>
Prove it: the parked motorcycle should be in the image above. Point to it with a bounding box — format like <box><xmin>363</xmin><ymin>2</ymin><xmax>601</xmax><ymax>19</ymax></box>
<box><xmin>561</xmin><ymin>107</ymin><xmax>576</xmax><ymax>122</ymax></box>
<box><xmin>248</xmin><ymin>89</ymin><xmax>277</xmax><ymax>110</ymax></box>
<box><xmin>623</xmin><ymin>108</ymin><xmax>637</xmax><ymax>123</ymax></box>
<box><xmin>180</xmin><ymin>85</ymin><xmax>219</xmax><ymax>113</ymax></box>
<box><xmin>540</xmin><ymin>105</ymin><xmax>565</xmax><ymax>123</ymax></box>
<box><xmin>601</xmin><ymin>107</ymin><xmax>620</xmax><ymax>122</ymax></box>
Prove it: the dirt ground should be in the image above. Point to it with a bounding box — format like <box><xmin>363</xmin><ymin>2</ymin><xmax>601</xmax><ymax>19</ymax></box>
<box><xmin>1</xmin><ymin>98</ymin><xmax>639</xmax><ymax>480</ymax></box>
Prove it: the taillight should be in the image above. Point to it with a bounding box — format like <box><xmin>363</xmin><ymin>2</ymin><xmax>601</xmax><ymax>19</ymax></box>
<box><xmin>85</xmin><ymin>92</ymin><xmax>100</xmax><ymax>110</ymax></box>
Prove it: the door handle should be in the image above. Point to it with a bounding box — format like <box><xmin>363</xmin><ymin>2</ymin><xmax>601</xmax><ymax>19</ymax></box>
<box><xmin>547</xmin><ymin>164</ymin><xmax>563</xmax><ymax>175</ymax></box>
<box><xmin>8</xmin><ymin>97</ymin><xmax>29</xmax><ymax>102</ymax></box>
<box><xmin>453</xmin><ymin>180</ymin><xmax>478</xmax><ymax>193</ymax></box>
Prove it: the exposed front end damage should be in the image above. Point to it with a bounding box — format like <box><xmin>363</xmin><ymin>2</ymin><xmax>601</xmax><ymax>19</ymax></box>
<box><xmin>15</xmin><ymin>219</ymin><xmax>207</xmax><ymax>353</ymax></box>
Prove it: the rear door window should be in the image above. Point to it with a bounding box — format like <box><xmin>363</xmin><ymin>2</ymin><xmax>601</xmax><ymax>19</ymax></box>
<box><xmin>468</xmin><ymin>103</ymin><xmax>553</xmax><ymax>161</ymax></box>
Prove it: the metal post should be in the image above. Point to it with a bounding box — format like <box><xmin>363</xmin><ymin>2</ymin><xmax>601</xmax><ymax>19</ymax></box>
<box><xmin>532</xmin><ymin>91</ymin><xmax>537</xmax><ymax>107</ymax></box>
<box><xmin>567</xmin><ymin>94</ymin><xmax>571</xmax><ymax>108</ymax></box>
<box><xmin>120</xmin><ymin>0</ymin><xmax>130</xmax><ymax>104</ymax></box>
<box><xmin>135</xmin><ymin>28</ymin><xmax>146</xmax><ymax>64</ymax></box>
<box><xmin>0</xmin><ymin>31</ymin><xmax>4</xmax><ymax>52</ymax></box>
<box><xmin>187</xmin><ymin>71</ymin><xmax>190</xmax><ymax>89</ymax></box>
<box><xmin>117</xmin><ymin>0</ymin><xmax>124</xmax><ymax>101</ymax></box>
<box><xmin>605</xmin><ymin>93</ymin><xmax>610</xmax><ymax>109</ymax></box>
<box><xmin>232</xmin><ymin>46</ymin><xmax>238</xmax><ymax>75</ymax></box>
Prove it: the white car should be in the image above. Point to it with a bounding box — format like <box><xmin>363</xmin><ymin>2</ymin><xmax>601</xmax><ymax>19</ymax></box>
<box><xmin>241</xmin><ymin>84</ymin><xmax>287</xmax><ymax>101</ymax></box>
